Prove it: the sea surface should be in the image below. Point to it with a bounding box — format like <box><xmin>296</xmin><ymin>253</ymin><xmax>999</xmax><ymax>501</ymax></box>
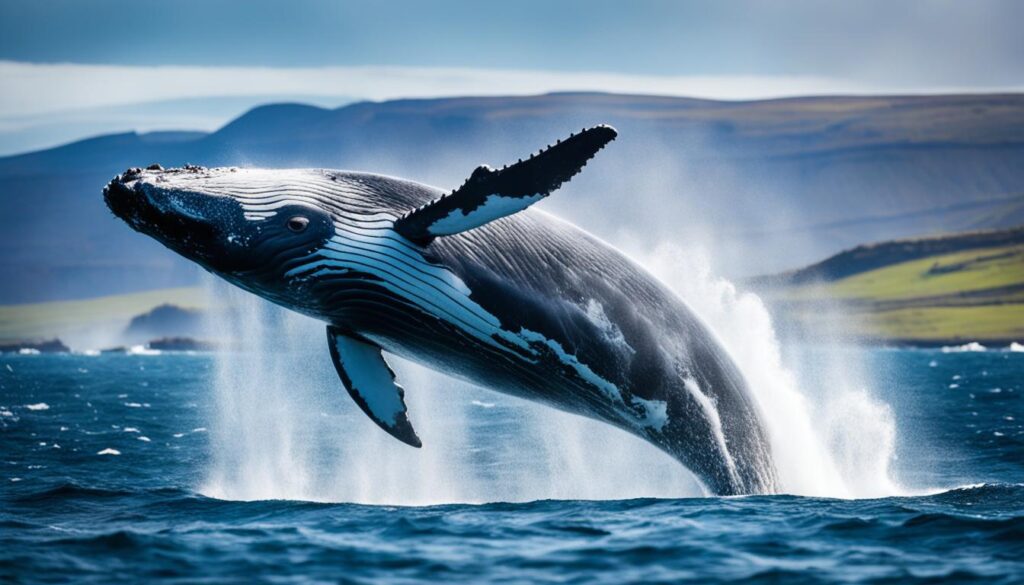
<box><xmin>1</xmin><ymin>348</ymin><xmax>1022</xmax><ymax>584</ymax></box>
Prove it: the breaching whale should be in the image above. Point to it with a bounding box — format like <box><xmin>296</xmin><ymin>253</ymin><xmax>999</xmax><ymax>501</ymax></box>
<box><xmin>103</xmin><ymin>126</ymin><xmax>778</xmax><ymax>495</ymax></box>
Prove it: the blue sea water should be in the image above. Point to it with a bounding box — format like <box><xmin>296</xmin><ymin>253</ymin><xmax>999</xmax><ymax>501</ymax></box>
<box><xmin>1</xmin><ymin>349</ymin><xmax>1022</xmax><ymax>583</ymax></box>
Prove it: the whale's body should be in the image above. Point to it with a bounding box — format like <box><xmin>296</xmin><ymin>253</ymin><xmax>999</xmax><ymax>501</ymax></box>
<box><xmin>104</xmin><ymin>128</ymin><xmax>778</xmax><ymax>495</ymax></box>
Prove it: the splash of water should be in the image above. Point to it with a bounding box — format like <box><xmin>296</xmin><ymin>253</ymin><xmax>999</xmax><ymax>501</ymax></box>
<box><xmin>200</xmin><ymin>277</ymin><xmax>698</xmax><ymax>504</ymax></box>
<box><xmin>638</xmin><ymin>242</ymin><xmax>902</xmax><ymax>498</ymax></box>
<box><xmin>201</xmin><ymin>278</ymin><xmax>475</xmax><ymax>503</ymax></box>
<box><xmin>199</xmin><ymin>239</ymin><xmax>902</xmax><ymax>503</ymax></box>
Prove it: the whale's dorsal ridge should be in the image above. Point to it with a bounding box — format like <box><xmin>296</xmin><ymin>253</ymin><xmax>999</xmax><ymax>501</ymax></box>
<box><xmin>326</xmin><ymin>326</ymin><xmax>421</xmax><ymax>448</ymax></box>
<box><xmin>393</xmin><ymin>124</ymin><xmax>617</xmax><ymax>244</ymax></box>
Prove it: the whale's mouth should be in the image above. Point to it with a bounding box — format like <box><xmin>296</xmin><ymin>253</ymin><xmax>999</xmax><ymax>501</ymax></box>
<box><xmin>105</xmin><ymin>169</ymin><xmax>215</xmax><ymax>244</ymax></box>
<box><xmin>103</xmin><ymin>166</ymin><xmax>245</xmax><ymax>268</ymax></box>
<box><xmin>104</xmin><ymin>169</ymin><xmax>156</xmax><ymax>230</ymax></box>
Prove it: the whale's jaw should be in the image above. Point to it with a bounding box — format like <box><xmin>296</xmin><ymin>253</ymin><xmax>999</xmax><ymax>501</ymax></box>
<box><xmin>103</xmin><ymin>167</ymin><xmax>242</xmax><ymax>270</ymax></box>
<box><xmin>104</xmin><ymin>166</ymin><xmax>338</xmax><ymax>319</ymax></box>
<box><xmin>103</xmin><ymin>165</ymin><xmax>298</xmax><ymax>279</ymax></box>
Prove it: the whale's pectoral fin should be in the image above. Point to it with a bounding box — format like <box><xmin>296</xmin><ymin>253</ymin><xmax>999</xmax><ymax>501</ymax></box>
<box><xmin>326</xmin><ymin>326</ymin><xmax>421</xmax><ymax>448</ymax></box>
<box><xmin>393</xmin><ymin>124</ymin><xmax>617</xmax><ymax>244</ymax></box>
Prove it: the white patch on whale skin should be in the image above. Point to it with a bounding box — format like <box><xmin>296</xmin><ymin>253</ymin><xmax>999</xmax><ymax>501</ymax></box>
<box><xmin>243</xmin><ymin>211</ymin><xmax>275</xmax><ymax>221</ymax></box>
<box><xmin>515</xmin><ymin>327</ymin><xmax>666</xmax><ymax>431</ymax></box>
<box><xmin>584</xmin><ymin>299</ymin><xmax>635</xmax><ymax>355</ymax></box>
<box><xmin>684</xmin><ymin>376</ymin><xmax>740</xmax><ymax>485</ymax></box>
<box><xmin>166</xmin><ymin>192</ymin><xmax>210</xmax><ymax>221</ymax></box>
<box><xmin>333</xmin><ymin>335</ymin><xmax>404</xmax><ymax>425</ymax></box>
<box><xmin>427</xmin><ymin>193</ymin><xmax>544</xmax><ymax>236</ymax></box>
<box><xmin>312</xmin><ymin>234</ymin><xmax>514</xmax><ymax>347</ymax></box>
<box><xmin>307</xmin><ymin>266</ymin><xmax>351</xmax><ymax>280</ymax></box>
<box><xmin>630</xmin><ymin>396</ymin><xmax>668</xmax><ymax>431</ymax></box>
<box><xmin>518</xmin><ymin>328</ymin><xmax>623</xmax><ymax>402</ymax></box>
<box><xmin>294</xmin><ymin>233</ymin><xmax>473</xmax><ymax>297</ymax></box>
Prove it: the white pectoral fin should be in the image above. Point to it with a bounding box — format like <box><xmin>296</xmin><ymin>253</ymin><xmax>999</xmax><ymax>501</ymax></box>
<box><xmin>393</xmin><ymin>125</ymin><xmax>617</xmax><ymax>243</ymax></box>
<box><xmin>326</xmin><ymin>326</ymin><xmax>421</xmax><ymax>448</ymax></box>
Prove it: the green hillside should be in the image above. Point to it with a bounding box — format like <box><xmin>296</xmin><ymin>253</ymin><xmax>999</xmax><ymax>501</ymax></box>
<box><xmin>760</xmin><ymin>227</ymin><xmax>1024</xmax><ymax>344</ymax></box>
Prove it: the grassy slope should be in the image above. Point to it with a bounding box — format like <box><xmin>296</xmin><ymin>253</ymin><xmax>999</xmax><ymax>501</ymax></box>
<box><xmin>770</xmin><ymin>240</ymin><xmax>1024</xmax><ymax>344</ymax></box>
<box><xmin>0</xmin><ymin>287</ymin><xmax>205</xmax><ymax>343</ymax></box>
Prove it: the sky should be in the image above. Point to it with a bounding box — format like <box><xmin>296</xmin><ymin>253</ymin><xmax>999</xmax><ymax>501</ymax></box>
<box><xmin>1</xmin><ymin>0</ymin><xmax>1022</xmax><ymax>154</ymax></box>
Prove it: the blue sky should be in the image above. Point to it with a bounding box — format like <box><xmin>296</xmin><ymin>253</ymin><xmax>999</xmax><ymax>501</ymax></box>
<box><xmin>3</xmin><ymin>0</ymin><xmax>1022</xmax><ymax>82</ymax></box>
<box><xmin>1</xmin><ymin>0</ymin><xmax>1021</xmax><ymax>154</ymax></box>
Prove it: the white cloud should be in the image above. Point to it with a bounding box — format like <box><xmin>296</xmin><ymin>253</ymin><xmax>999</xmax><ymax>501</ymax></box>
<box><xmin>3</xmin><ymin>60</ymin><xmax>998</xmax><ymax>119</ymax></box>
<box><xmin>1</xmin><ymin>60</ymin><xmax>1020</xmax><ymax>156</ymax></box>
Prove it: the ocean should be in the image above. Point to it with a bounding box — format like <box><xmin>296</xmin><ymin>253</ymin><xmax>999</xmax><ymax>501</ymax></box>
<box><xmin>1</xmin><ymin>344</ymin><xmax>1021</xmax><ymax>584</ymax></box>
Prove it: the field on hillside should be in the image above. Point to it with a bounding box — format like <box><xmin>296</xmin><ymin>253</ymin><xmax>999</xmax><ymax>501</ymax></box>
<box><xmin>0</xmin><ymin>287</ymin><xmax>205</xmax><ymax>345</ymax></box>
<box><xmin>768</xmin><ymin>243</ymin><xmax>1024</xmax><ymax>344</ymax></box>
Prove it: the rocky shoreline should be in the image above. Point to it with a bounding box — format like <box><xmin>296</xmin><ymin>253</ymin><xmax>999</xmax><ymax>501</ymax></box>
<box><xmin>0</xmin><ymin>337</ymin><xmax>216</xmax><ymax>354</ymax></box>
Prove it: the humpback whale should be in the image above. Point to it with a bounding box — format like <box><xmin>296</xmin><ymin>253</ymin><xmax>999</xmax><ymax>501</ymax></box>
<box><xmin>104</xmin><ymin>126</ymin><xmax>778</xmax><ymax>495</ymax></box>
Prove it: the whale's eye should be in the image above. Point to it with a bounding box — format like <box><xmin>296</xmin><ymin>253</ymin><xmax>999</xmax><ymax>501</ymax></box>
<box><xmin>286</xmin><ymin>216</ymin><xmax>309</xmax><ymax>233</ymax></box>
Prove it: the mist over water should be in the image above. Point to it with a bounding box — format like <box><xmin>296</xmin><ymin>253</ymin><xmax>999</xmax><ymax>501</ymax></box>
<box><xmin>199</xmin><ymin>239</ymin><xmax>903</xmax><ymax>504</ymax></box>
<box><xmin>199</xmin><ymin>277</ymin><xmax>699</xmax><ymax>504</ymax></box>
<box><xmin>638</xmin><ymin>243</ymin><xmax>902</xmax><ymax>498</ymax></box>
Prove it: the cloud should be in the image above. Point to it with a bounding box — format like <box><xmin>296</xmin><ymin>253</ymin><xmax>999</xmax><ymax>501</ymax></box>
<box><xmin>3</xmin><ymin>1</ymin><xmax>1022</xmax><ymax>88</ymax></box>
<box><xmin>1</xmin><ymin>60</ymin><xmax>1020</xmax><ymax>156</ymax></box>
<box><xmin>6</xmin><ymin>60</ymin><xmax>1009</xmax><ymax>120</ymax></box>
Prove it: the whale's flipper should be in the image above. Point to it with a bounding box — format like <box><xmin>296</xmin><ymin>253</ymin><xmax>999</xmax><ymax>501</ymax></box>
<box><xmin>326</xmin><ymin>326</ymin><xmax>421</xmax><ymax>448</ymax></box>
<box><xmin>394</xmin><ymin>124</ymin><xmax>617</xmax><ymax>244</ymax></box>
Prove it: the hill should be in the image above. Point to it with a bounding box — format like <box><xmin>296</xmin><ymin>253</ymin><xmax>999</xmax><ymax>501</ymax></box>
<box><xmin>2</xmin><ymin>92</ymin><xmax>1024</xmax><ymax>303</ymax></box>
<box><xmin>0</xmin><ymin>287</ymin><xmax>205</xmax><ymax>348</ymax></box>
<box><xmin>756</xmin><ymin>226</ymin><xmax>1024</xmax><ymax>345</ymax></box>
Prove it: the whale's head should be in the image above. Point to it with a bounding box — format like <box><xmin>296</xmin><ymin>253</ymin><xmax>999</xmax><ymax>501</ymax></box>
<box><xmin>104</xmin><ymin>165</ymin><xmax>337</xmax><ymax>312</ymax></box>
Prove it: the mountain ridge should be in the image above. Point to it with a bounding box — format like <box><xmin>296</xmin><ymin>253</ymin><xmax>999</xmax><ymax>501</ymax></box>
<box><xmin>3</xmin><ymin>91</ymin><xmax>1023</xmax><ymax>303</ymax></box>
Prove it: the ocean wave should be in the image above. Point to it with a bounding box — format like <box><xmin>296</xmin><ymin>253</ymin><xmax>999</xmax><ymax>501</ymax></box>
<box><xmin>900</xmin><ymin>511</ymin><xmax>1024</xmax><ymax>534</ymax></box>
<box><xmin>938</xmin><ymin>341</ymin><xmax>1024</xmax><ymax>353</ymax></box>
<box><xmin>49</xmin><ymin>529</ymin><xmax>156</xmax><ymax>552</ymax></box>
<box><xmin>3</xmin><ymin>482</ymin><xmax>1022</xmax><ymax>584</ymax></box>
<box><xmin>9</xmin><ymin>482</ymin><xmax>137</xmax><ymax>503</ymax></box>
<box><xmin>2</xmin><ymin>349</ymin><xmax>1021</xmax><ymax>584</ymax></box>
<box><xmin>941</xmin><ymin>341</ymin><xmax>988</xmax><ymax>353</ymax></box>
